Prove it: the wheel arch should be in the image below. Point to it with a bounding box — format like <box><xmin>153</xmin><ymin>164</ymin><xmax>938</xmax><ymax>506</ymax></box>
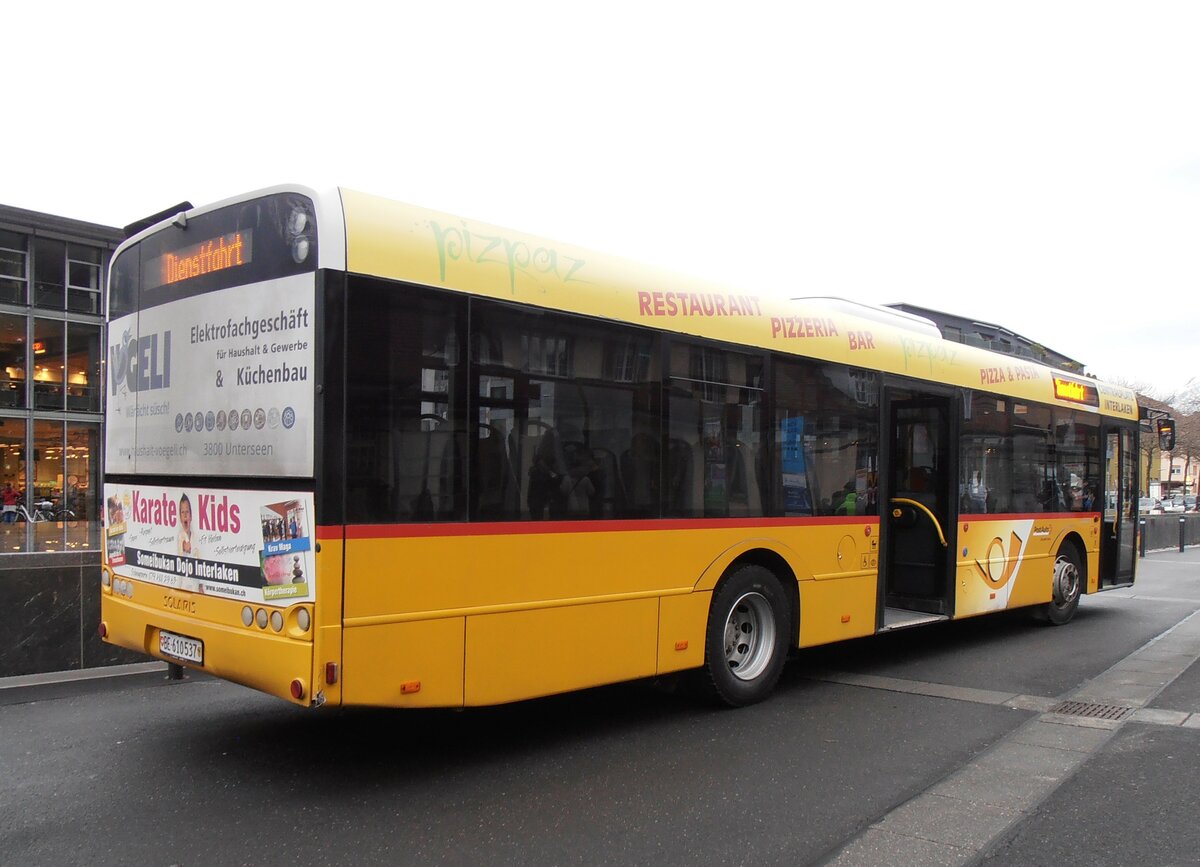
<box><xmin>698</xmin><ymin>544</ymin><xmax>802</xmax><ymax>648</ymax></box>
<box><xmin>1055</xmin><ymin>531</ymin><xmax>1088</xmax><ymax>585</ymax></box>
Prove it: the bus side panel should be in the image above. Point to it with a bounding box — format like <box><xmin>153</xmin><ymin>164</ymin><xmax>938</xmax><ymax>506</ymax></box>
<box><xmin>464</xmin><ymin>599</ymin><xmax>658</xmax><ymax>706</ymax></box>
<box><xmin>797</xmin><ymin>574</ymin><xmax>877</xmax><ymax>648</ymax></box>
<box><xmin>313</xmin><ymin>534</ymin><xmax>344</xmax><ymax>706</ymax></box>
<box><xmin>1086</xmin><ymin>546</ymin><xmax>1100</xmax><ymax>594</ymax></box>
<box><xmin>954</xmin><ymin>516</ymin><xmax>1100</xmax><ymax>618</ymax></box>
<box><xmin>342</xmin><ymin>618</ymin><xmax>465</xmax><ymax>707</ymax></box>
<box><xmin>343</xmin><ymin>524</ymin><xmax>875</xmax><ymax>619</ymax></box>
<box><xmin>344</xmin><ymin>532</ymin><xmax>704</xmax><ymax>618</ymax></box>
<box><xmin>657</xmin><ymin>591</ymin><xmax>710</xmax><ymax>674</ymax></box>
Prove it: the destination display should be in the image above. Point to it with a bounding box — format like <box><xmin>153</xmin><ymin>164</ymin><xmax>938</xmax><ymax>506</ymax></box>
<box><xmin>105</xmin><ymin>272</ymin><xmax>315</xmax><ymax>477</ymax></box>
<box><xmin>144</xmin><ymin>229</ymin><xmax>254</xmax><ymax>290</ymax></box>
<box><xmin>104</xmin><ymin>482</ymin><xmax>315</xmax><ymax>608</ymax></box>
<box><xmin>1052</xmin><ymin>376</ymin><xmax>1100</xmax><ymax>407</ymax></box>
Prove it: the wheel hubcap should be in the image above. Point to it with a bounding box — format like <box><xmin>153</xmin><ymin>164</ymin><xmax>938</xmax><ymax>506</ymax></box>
<box><xmin>723</xmin><ymin>592</ymin><xmax>776</xmax><ymax>681</ymax></box>
<box><xmin>1053</xmin><ymin>556</ymin><xmax>1080</xmax><ymax>608</ymax></box>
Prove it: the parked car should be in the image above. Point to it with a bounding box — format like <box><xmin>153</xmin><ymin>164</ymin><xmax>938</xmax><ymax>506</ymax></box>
<box><xmin>1163</xmin><ymin>496</ymin><xmax>1186</xmax><ymax>513</ymax></box>
<box><xmin>1186</xmin><ymin>495</ymin><xmax>1198</xmax><ymax>512</ymax></box>
<box><xmin>1139</xmin><ymin>497</ymin><xmax>1163</xmax><ymax>515</ymax></box>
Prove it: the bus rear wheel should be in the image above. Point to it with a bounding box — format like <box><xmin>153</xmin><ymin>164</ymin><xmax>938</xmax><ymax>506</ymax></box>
<box><xmin>1034</xmin><ymin>546</ymin><xmax>1082</xmax><ymax>625</ymax></box>
<box><xmin>702</xmin><ymin>565</ymin><xmax>789</xmax><ymax>707</ymax></box>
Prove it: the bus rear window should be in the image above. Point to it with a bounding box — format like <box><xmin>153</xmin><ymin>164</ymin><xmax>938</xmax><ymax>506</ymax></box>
<box><xmin>113</xmin><ymin>192</ymin><xmax>317</xmax><ymax>314</ymax></box>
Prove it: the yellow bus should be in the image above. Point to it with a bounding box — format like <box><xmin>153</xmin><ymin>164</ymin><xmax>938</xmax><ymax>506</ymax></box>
<box><xmin>99</xmin><ymin>185</ymin><xmax>1169</xmax><ymax>709</ymax></box>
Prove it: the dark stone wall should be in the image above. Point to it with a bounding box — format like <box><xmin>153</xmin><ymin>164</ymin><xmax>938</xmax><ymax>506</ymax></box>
<box><xmin>1141</xmin><ymin>514</ymin><xmax>1200</xmax><ymax>552</ymax></box>
<box><xmin>0</xmin><ymin>551</ymin><xmax>142</xmax><ymax>678</ymax></box>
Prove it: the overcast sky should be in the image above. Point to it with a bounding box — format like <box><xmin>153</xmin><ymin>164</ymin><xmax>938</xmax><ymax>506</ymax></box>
<box><xmin>5</xmin><ymin>2</ymin><xmax>1198</xmax><ymax>398</ymax></box>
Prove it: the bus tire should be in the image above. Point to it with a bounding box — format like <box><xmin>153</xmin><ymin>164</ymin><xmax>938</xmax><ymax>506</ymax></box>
<box><xmin>1033</xmin><ymin>545</ymin><xmax>1083</xmax><ymax>626</ymax></box>
<box><xmin>702</xmin><ymin>564</ymin><xmax>789</xmax><ymax>707</ymax></box>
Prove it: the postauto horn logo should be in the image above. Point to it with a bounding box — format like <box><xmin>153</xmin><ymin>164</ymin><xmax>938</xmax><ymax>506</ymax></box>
<box><xmin>109</xmin><ymin>327</ymin><xmax>172</xmax><ymax>395</ymax></box>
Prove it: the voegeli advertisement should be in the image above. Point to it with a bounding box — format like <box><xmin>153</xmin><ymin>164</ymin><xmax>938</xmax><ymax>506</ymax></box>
<box><xmin>104</xmin><ymin>482</ymin><xmax>315</xmax><ymax>607</ymax></box>
<box><xmin>105</xmin><ymin>273</ymin><xmax>315</xmax><ymax>478</ymax></box>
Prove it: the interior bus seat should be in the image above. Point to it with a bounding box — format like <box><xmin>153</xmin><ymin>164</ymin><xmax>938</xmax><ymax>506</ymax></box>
<box><xmin>620</xmin><ymin>433</ymin><xmax>659</xmax><ymax>517</ymax></box>
<box><xmin>726</xmin><ymin>440</ymin><xmax>763</xmax><ymax>516</ymax></box>
<box><xmin>474</xmin><ymin>422</ymin><xmax>514</xmax><ymax>519</ymax></box>
<box><xmin>393</xmin><ymin>421</ymin><xmax>454</xmax><ymax>521</ymax></box>
<box><xmin>589</xmin><ymin>446</ymin><xmax>623</xmax><ymax>518</ymax></box>
<box><xmin>392</xmin><ymin>426</ymin><xmax>428</xmax><ymax>518</ymax></box>
<box><xmin>667</xmin><ymin>438</ymin><xmax>698</xmax><ymax>516</ymax></box>
<box><xmin>560</xmin><ymin>437</ymin><xmax>598</xmax><ymax>518</ymax></box>
<box><xmin>511</xmin><ymin>420</ymin><xmax>569</xmax><ymax>520</ymax></box>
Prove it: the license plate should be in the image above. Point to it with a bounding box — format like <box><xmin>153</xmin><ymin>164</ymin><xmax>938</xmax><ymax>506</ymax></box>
<box><xmin>159</xmin><ymin>630</ymin><xmax>203</xmax><ymax>665</ymax></box>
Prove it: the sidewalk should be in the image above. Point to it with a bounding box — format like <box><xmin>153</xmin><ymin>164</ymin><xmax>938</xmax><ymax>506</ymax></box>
<box><xmin>827</xmin><ymin>547</ymin><xmax>1200</xmax><ymax>865</ymax></box>
<box><xmin>0</xmin><ymin>660</ymin><xmax>164</xmax><ymax>690</ymax></box>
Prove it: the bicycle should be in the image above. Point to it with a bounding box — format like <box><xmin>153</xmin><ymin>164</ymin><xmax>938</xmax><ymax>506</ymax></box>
<box><xmin>12</xmin><ymin>500</ymin><xmax>75</xmax><ymax>523</ymax></box>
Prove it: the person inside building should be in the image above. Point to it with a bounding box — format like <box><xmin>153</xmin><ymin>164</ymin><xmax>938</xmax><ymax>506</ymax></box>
<box><xmin>1</xmin><ymin>483</ymin><xmax>19</xmax><ymax>522</ymax></box>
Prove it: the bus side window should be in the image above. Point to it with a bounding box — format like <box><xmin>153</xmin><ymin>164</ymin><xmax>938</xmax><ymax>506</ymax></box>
<box><xmin>345</xmin><ymin>277</ymin><xmax>467</xmax><ymax>524</ymax></box>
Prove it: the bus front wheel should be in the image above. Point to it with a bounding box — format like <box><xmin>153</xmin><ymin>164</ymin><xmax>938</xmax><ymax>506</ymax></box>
<box><xmin>1034</xmin><ymin>546</ymin><xmax>1082</xmax><ymax>626</ymax></box>
<box><xmin>702</xmin><ymin>565</ymin><xmax>789</xmax><ymax>707</ymax></box>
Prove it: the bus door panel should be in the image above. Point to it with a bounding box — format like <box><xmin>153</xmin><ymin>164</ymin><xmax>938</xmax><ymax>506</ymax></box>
<box><xmin>883</xmin><ymin>393</ymin><xmax>954</xmax><ymax>617</ymax></box>
<box><xmin>1100</xmin><ymin>426</ymin><xmax>1136</xmax><ymax>586</ymax></box>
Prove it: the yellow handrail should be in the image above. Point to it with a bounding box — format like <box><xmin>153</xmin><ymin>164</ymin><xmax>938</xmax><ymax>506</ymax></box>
<box><xmin>890</xmin><ymin>497</ymin><xmax>948</xmax><ymax>548</ymax></box>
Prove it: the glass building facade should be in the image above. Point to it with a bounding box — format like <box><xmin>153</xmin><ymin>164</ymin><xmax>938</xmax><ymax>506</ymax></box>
<box><xmin>0</xmin><ymin>204</ymin><xmax>119</xmax><ymax>552</ymax></box>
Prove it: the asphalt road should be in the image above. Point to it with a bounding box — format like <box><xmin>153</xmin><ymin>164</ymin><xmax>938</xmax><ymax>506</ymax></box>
<box><xmin>3</xmin><ymin>550</ymin><xmax>1199</xmax><ymax>866</ymax></box>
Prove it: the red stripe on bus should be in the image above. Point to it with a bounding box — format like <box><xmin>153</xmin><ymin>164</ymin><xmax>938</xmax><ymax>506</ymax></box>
<box><xmin>959</xmin><ymin>512</ymin><xmax>1100</xmax><ymax>522</ymax></box>
<box><xmin>318</xmin><ymin>515</ymin><xmax>878</xmax><ymax>541</ymax></box>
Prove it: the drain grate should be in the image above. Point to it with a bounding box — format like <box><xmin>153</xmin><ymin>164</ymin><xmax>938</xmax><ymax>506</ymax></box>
<box><xmin>1049</xmin><ymin>700</ymin><xmax>1135</xmax><ymax>721</ymax></box>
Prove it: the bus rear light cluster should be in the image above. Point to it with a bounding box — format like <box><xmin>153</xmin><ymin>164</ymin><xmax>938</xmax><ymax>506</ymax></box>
<box><xmin>101</xmin><ymin>571</ymin><xmax>111</xmax><ymax>588</ymax></box>
<box><xmin>243</xmin><ymin>604</ymin><xmax>311</xmax><ymax>635</ymax></box>
<box><xmin>112</xmin><ymin>578</ymin><xmax>135</xmax><ymax>598</ymax></box>
<box><xmin>287</xmin><ymin>207</ymin><xmax>312</xmax><ymax>265</ymax></box>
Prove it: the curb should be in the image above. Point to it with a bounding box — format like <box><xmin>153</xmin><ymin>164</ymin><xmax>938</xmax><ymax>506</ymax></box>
<box><xmin>0</xmin><ymin>661</ymin><xmax>166</xmax><ymax>691</ymax></box>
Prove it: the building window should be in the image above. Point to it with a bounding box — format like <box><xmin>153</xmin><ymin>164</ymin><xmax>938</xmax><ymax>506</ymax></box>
<box><xmin>34</xmin><ymin>237</ymin><xmax>66</xmax><ymax>310</ymax></box>
<box><xmin>0</xmin><ymin>229</ymin><xmax>28</xmax><ymax>305</ymax></box>
<box><xmin>67</xmin><ymin>245</ymin><xmax>102</xmax><ymax>314</ymax></box>
<box><xmin>66</xmin><ymin>422</ymin><xmax>98</xmax><ymax>521</ymax></box>
<box><xmin>31</xmin><ymin>419</ymin><xmax>64</xmax><ymax>506</ymax></box>
<box><xmin>32</xmin><ymin>318</ymin><xmax>65</xmax><ymax>410</ymax></box>
<box><xmin>0</xmin><ymin>417</ymin><xmax>24</xmax><ymax>517</ymax></box>
<box><xmin>66</xmin><ymin>322</ymin><xmax>102</xmax><ymax>412</ymax></box>
<box><xmin>0</xmin><ymin>313</ymin><xmax>26</xmax><ymax>409</ymax></box>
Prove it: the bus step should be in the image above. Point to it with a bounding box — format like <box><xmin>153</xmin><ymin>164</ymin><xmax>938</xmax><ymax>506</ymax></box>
<box><xmin>881</xmin><ymin>607</ymin><xmax>949</xmax><ymax>632</ymax></box>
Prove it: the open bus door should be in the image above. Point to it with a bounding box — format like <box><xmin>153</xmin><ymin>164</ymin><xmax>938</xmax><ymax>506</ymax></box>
<box><xmin>1100</xmin><ymin>424</ymin><xmax>1138</xmax><ymax>587</ymax></box>
<box><xmin>879</xmin><ymin>385</ymin><xmax>956</xmax><ymax>630</ymax></box>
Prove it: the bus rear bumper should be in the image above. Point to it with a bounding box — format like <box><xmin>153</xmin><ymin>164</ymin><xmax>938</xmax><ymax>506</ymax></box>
<box><xmin>100</xmin><ymin>593</ymin><xmax>316</xmax><ymax>706</ymax></box>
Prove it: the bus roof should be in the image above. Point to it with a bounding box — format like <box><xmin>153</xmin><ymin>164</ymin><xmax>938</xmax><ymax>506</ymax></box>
<box><xmin>338</xmin><ymin>187</ymin><xmax>1136</xmax><ymax>421</ymax></box>
<box><xmin>113</xmin><ymin>185</ymin><xmax>1138</xmax><ymax>422</ymax></box>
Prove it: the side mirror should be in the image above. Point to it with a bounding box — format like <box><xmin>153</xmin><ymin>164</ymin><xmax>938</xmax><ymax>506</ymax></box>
<box><xmin>1158</xmin><ymin>418</ymin><xmax>1176</xmax><ymax>451</ymax></box>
